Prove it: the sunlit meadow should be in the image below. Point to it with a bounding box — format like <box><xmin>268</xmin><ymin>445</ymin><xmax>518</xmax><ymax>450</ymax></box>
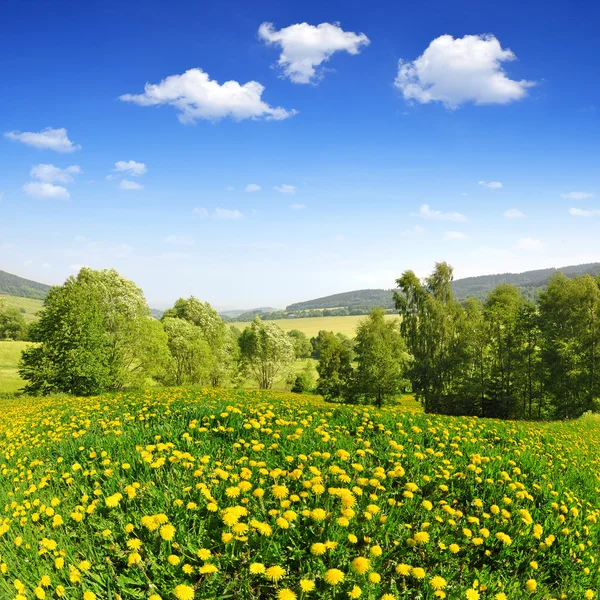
<box><xmin>0</xmin><ymin>389</ymin><xmax>598</xmax><ymax>599</ymax></box>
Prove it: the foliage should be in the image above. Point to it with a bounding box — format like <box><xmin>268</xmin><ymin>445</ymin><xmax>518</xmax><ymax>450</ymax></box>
<box><xmin>0</xmin><ymin>299</ymin><xmax>28</xmax><ymax>340</ymax></box>
<box><xmin>19</xmin><ymin>268</ymin><xmax>169</xmax><ymax>396</ymax></box>
<box><xmin>162</xmin><ymin>297</ymin><xmax>237</xmax><ymax>386</ymax></box>
<box><xmin>315</xmin><ymin>331</ymin><xmax>354</xmax><ymax>401</ymax></box>
<box><xmin>160</xmin><ymin>317</ymin><xmax>212</xmax><ymax>386</ymax></box>
<box><xmin>351</xmin><ymin>309</ymin><xmax>409</xmax><ymax>407</ymax></box>
<box><xmin>287</xmin><ymin>329</ymin><xmax>312</xmax><ymax>359</ymax></box>
<box><xmin>0</xmin><ymin>388</ymin><xmax>598</xmax><ymax>599</ymax></box>
<box><xmin>238</xmin><ymin>317</ymin><xmax>295</xmax><ymax>389</ymax></box>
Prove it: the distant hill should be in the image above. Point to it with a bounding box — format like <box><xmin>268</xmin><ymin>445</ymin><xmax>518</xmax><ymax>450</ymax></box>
<box><xmin>0</xmin><ymin>270</ymin><xmax>51</xmax><ymax>300</ymax></box>
<box><xmin>286</xmin><ymin>262</ymin><xmax>600</xmax><ymax>310</ymax></box>
<box><xmin>219</xmin><ymin>307</ymin><xmax>279</xmax><ymax>319</ymax></box>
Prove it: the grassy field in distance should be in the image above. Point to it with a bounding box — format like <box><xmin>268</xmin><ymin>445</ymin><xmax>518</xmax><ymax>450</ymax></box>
<box><xmin>0</xmin><ymin>341</ymin><xmax>30</xmax><ymax>394</ymax></box>
<box><xmin>0</xmin><ymin>294</ymin><xmax>44</xmax><ymax>323</ymax></box>
<box><xmin>231</xmin><ymin>313</ymin><xmax>399</xmax><ymax>338</ymax></box>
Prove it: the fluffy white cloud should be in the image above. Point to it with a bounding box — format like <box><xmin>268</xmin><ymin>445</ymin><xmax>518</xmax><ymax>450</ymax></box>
<box><xmin>561</xmin><ymin>191</ymin><xmax>594</xmax><ymax>200</ymax></box>
<box><xmin>114</xmin><ymin>160</ymin><xmax>147</xmax><ymax>176</ymax></box>
<box><xmin>504</xmin><ymin>208</ymin><xmax>525</xmax><ymax>218</ymax></box>
<box><xmin>22</xmin><ymin>182</ymin><xmax>70</xmax><ymax>200</ymax></box>
<box><xmin>258</xmin><ymin>21</ymin><xmax>370</xmax><ymax>84</ymax></box>
<box><xmin>516</xmin><ymin>236</ymin><xmax>544</xmax><ymax>250</ymax></box>
<box><xmin>119</xmin><ymin>68</ymin><xmax>296</xmax><ymax>123</ymax></box>
<box><xmin>30</xmin><ymin>164</ymin><xmax>81</xmax><ymax>183</ymax></box>
<box><xmin>214</xmin><ymin>208</ymin><xmax>243</xmax><ymax>220</ymax></box>
<box><xmin>395</xmin><ymin>34</ymin><xmax>535</xmax><ymax>109</ymax></box>
<box><xmin>274</xmin><ymin>184</ymin><xmax>297</xmax><ymax>194</ymax></box>
<box><xmin>120</xmin><ymin>179</ymin><xmax>144</xmax><ymax>190</ymax></box>
<box><xmin>165</xmin><ymin>235</ymin><xmax>194</xmax><ymax>246</ymax></box>
<box><xmin>411</xmin><ymin>203</ymin><xmax>467</xmax><ymax>222</ymax></box>
<box><xmin>193</xmin><ymin>207</ymin><xmax>209</xmax><ymax>217</ymax></box>
<box><xmin>245</xmin><ymin>184</ymin><xmax>261</xmax><ymax>192</ymax></box>
<box><xmin>479</xmin><ymin>180</ymin><xmax>503</xmax><ymax>189</ymax></box>
<box><xmin>5</xmin><ymin>127</ymin><xmax>81</xmax><ymax>152</ymax></box>
<box><xmin>290</xmin><ymin>203</ymin><xmax>306</xmax><ymax>210</ymax></box>
<box><xmin>569</xmin><ymin>207</ymin><xmax>600</xmax><ymax>217</ymax></box>
<box><xmin>444</xmin><ymin>231</ymin><xmax>467</xmax><ymax>241</ymax></box>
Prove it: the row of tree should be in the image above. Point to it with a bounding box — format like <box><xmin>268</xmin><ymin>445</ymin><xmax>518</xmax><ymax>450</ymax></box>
<box><xmin>19</xmin><ymin>268</ymin><xmax>303</xmax><ymax>396</ymax></box>
<box><xmin>394</xmin><ymin>262</ymin><xmax>600</xmax><ymax>419</ymax></box>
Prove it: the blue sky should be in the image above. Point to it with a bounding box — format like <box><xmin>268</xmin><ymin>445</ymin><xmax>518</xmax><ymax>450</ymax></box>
<box><xmin>1</xmin><ymin>0</ymin><xmax>599</xmax><ymax>309</ymax></box>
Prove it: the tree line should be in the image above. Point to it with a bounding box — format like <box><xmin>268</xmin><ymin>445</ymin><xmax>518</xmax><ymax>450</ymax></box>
<box><xmin>17</xmin><ymin>265</ymin><xmax>600</xmax><ymax>420</ymax></box>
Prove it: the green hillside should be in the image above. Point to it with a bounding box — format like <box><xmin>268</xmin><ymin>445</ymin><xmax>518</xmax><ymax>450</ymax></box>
<box><xmin>0</xmin><ymin>294</ymin><xmax>44</xmax><ymax>323</ymax></box>
<box><xmin>286</xmin><ymin>262</ymin><xmax>600</xmax><ymax>310</ymax></box>
<box><xmin>0</xmin><ymin>269</ymin><xmax>51</xmax><ymax>299</ymax></box>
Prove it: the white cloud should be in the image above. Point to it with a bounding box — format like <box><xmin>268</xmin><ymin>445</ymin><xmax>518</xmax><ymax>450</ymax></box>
<box><xmin>225</xmin><ymin>186</ymin><xmax>235</xmax><ymax>191</ymax></box>
<box><xmin>444</xmin><ymin>231</ymin><xmax>467</xmax><ymax>241</ymax></box>
<box><xmin>30</xmin><ymin>164</ymin><xmax>81</xmax><ymax>183</ymax></box>
<box><xmin>192</xmin><ymin>207</ymin><xmax>209</xmax><ymax>217</ymax></box>
<box><xmin>274</xmin><ymin>184</ymin><xmax>297</xmax><ymax>194</ymax></box>
<box><xmin>41</xmin><ymin>262</ymin><xmax>51</xmax><ymax>268</ymax></box>
<box><xmin>516</xmin><ymin>236</ymin><xmax>544</xmax><ymax>250</ymax></box>
<box><xmin>569</xmin><ymin>207</ymin><xmax>600</xmax><ymax>217</ymax></box>
<box><xmin>22</xmin><ymin>182</ymin><xmax>70</xmax><ymax>200</ymax></box>
<box><xmin>411</xmin><ymin>203</ymin><xmax>467</xmax><ymax>222</ymax></box>
<box><xmin>245</xmin><ymin>184</ymin><xmax>261</xmax><ymax>192</ymax></box>
<box><xmin>504</xmin><ymin>208</ymin><xmax>525</xmax><ymax>218</ymax></box>
<box><xmin>119</xmin><ymin>68</ymin><xmax>296</xmax><ymax>123</ymax></box>
<box><xmin>114</xmin><ymin>160</ymin><xmax>147</xmax><ymax>176</ymax></box>
<box><xmin>290</xmin><ymin>203</ymin><xmax>306</xmax><ymax>210</ymax></box>
<box><xmin>120</xmin><ymin>179</ymin><xmax>144</xmax><ymax>190</ymax></box>
<box><xmin>214</xmin><ymin>208</ymin><xmax>243</xmax><ymax>220</ymax></box>
<box><xmin>69</xmin><ymin>264</ymin><xmax>90</xmax><ymax>272</ymax></box>
<box><xmin>479</xmin><ymin>180</ymin><xmax>503</xmax><ymax>189</ymax></box>
<box><xmin>335</xmin><ymin>234</ymin><xmax>345</xmax><ymax>242</ymax></box>
<box><xmin>258</xmin><ymin>21</ymin><xmax>370</xmax><ymax>84</ymax></box>
<box><xmin>395</xmin><ymin>34</ymin><xmax>535</xmax><ymax>109</ymax></box>
<box><xmin>5</xmin><ymin>127</ymin><xmax>81</xmax><ymax>152</ymax></box>
<box><xmin>561</xmin><ymin>191</ymin><xmax>594</xmax><ymax>200</ymax></box>
<box><xmin>74</xmin><ymin>235</ymin><xmax>87</xmax><ymax>242</ymax></box>
<box><xmin>165</xmin><ymin>235</ymin><xmax>194</xmax><ymax>246</ymax></box>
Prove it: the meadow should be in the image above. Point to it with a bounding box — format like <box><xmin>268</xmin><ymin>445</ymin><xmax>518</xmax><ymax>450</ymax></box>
<box><xmin>0</xmin><ymin>340</ymin><xmax>30</xmax><ymax>394</ymax></box>
<box><xmin>232</xmin><ymin>315</ymin><xmax>398</xmax><ymax>338</ymax></box>
<box><xmin>0</xmin><ymin>388</ymin><xmax>597</xmax><ymax>600</ymax></box>
<box><xmin>0</xmin><ymin>294</ymin><xmax>43</xmax><ymax>323</ymax></box>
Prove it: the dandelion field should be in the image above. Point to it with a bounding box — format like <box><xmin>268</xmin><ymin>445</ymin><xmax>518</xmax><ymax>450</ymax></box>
<box><xmin>0</xmin><ymin>390</ymin><xmax>598</xmax><ymax>600</ymax></box>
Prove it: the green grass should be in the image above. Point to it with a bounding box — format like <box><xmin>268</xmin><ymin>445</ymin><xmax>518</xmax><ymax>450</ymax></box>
<box><xmin>0</xmin><ymin>388</ymin><xmax>597</xmax><ymax>599</ymax></box>
<box><xmin>232</xmin><ymin>314</ymin><xmax>399</xmax><ymax>338</ymax></box>
<box><xmin>0</xmin><ymin>293</ymin><xmax>44</xmax><ymax>323</ymax></box>
<box><xmin>0</xmin><ymin>340</ymin><xmax>31</xmax><ymax>393</ymax></box>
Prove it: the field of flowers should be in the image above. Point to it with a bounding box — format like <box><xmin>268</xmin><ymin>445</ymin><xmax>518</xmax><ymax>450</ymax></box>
<box><xmin>0</xmin><ymin>389</ymin><xmax>598</xmax><ymax>600</ymax></box>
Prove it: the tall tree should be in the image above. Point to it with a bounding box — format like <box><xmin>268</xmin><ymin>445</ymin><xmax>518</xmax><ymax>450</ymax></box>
<box><xmin>19</xmin><ymin>268</ymin><xmax>168</xmax><ymax>395</ymax></box>
<box><xmin>238</xmin><ymin>317</ymin><xmax>295</xmax><ymax>389</ymax></box>
<box><xmin>351</xmin><ymin>309</ymin><xmax>408</xmax><ymax>407</ymax></box>
<box><xmin>162</xmin><ymin>297</ymin><xmax>236</xmax><ymax>386</ymax></box>
<box><xmin>161</xmin><ymin>317</ymin><xmax>212</xmax><ymax>386</ymax></box>
<box><xmin>287</xmin><ymin>329</ymin><xmax>312</xmax><ymax>359</ymax></box>
<box><xmin>0</xmin><ymin>301</ymin><xmax>28</xmax><ymax>340</ymax></box>
<box><xmin>394</xmin><ymin>263</ymin><xmax>473</xmax><ymax>414</ymax></box>
<box><xmin>539</xmin><ymin>273</ymin><xmax>600</xmax><ymax>418</ymax></box>
<box><xmin>315</xmin><ymin>331</ymin><xmax>354</xmax><ymax>401</ymax></box>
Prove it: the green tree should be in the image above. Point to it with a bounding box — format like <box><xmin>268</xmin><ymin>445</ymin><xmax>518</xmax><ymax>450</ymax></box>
<box><xmin>351</xmin><ymin>309</ymin><xmax>409</xmax><ymax>407</ymax></box>
<box><xmin>483</xmin><ymin>284</ymin><xmax>525</xmax><ymax>418</ymax></box>
<box><xmin>539</xmin><ymin>273</ymin><xmax>600</xmax><ymax>418</ymax></box>
<box><xmin>287</xmin><ymin>329</ymin><xmax>312</xmax><ymax>358</ymax></box>
<box><xmin>19</xmin><ymin>268</ymin><xmax>168</xmax><ymax>395</ymax></box>
<box><xmin>0</xmin><ymin>302</ymin><xmax>28</xmax><ymax>340</ymax></box>
<box><xmin>315</xmin><ymin>331</ymin><xmax>354</xmax><ymax>401</ymax></box>
<box><xmin>394</xmin><ymin>263</ymin><xmax>473</xmax><ymax>414</ymax></box>
<box><xmin>161</xmin><ymin>317</ymin><xmax>212</xmax><ymax>386</ymax></box>
<box><xmin>162</xmin><ymin>297</ymin><xmax>236</xmax><ymax>386</ymax></box>
<box><xmin>238</xmin><ymin>317</ymin><xmax>295</xmax><ymax>389</ymax></box>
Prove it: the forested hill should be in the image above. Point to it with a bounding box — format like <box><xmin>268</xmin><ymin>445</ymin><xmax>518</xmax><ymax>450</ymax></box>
<box><xmin>0</xmin><ymin>269</ymin><xmax>51</xmax><ymax>300</ymax></box>
<box><xmin>286</xmin><ymin>262</ymin><xmax>600</xmax><ymax>311</ymax></box>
